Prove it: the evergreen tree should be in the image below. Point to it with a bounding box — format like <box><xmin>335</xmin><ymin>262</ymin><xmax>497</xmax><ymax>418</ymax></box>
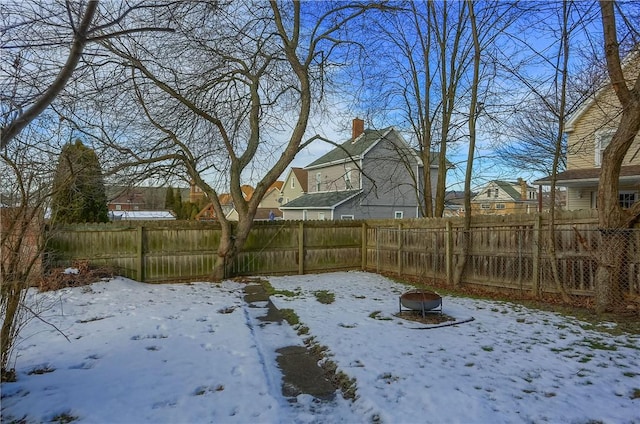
<box><xmin>164</xmin><ymin>186</ymin><xmax>175</xmax><ymax>210</ymax></box>
<box><xmin>173</xmin><ymin>188</ymin><xmax>183</xmax><ymax>219</ymax></box>
<box><xmin>51</xmin><ymin>140</ymin><xmax>108</xmax><ymax>223</ymax></box>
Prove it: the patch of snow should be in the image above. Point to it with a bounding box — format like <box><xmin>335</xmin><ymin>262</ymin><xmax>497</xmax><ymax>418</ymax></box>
<box><xmin>2</xmin><ymin>272</ymin><xmax>639</xmax><ymax>423</ymax></box>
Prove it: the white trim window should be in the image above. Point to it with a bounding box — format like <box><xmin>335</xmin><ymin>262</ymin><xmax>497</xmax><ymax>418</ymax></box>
<box><xmin>302</xmin><ymin>210</ymin><xmax>308</xmax><ymax>220</ymax></box>
<box><xmin>318</xmin><ymin>212</ymin><xmax>325</xmax><ymax>220</ymax></box>
<box><xmin>394</xmin><ymin>211</ymin><xmax>404</xmax><ymax>219</ymax></box>
<box><xmin>496</xmin><ymin>203</ymin><xmax>506</xmax><ymax>210</ymax></box>
<box><xmin>315</xmin><ymin>172</ymin><xmax>322</xmax><ymax>191</ymax></box>
<box><xmin>481</xmin><ymin>203</ymin><xmax>491</xmax><ymax>209</ymax></box>
<box><xmin>341</xmin><ymin>215</ymin><xmax>354</xmax><ymax>220</ymax></box>
<box><xmin>291</xmin><ymin>178</ymin><xmax>295</xmax><ymax>189</ymax></box>
<box><xmin>619</xmin><ymin>192</ymin><xmax>637</xmax><ymax>209</ymax></box>
<box><xmin>595</xmin><ymin>129</ymin><xmax>615</xmax><ymax>167</ymax></box>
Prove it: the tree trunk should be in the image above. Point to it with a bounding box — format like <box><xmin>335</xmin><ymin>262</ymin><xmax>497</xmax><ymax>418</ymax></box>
<box><xmin>595</xmin><ymin>1</ymin><xmax>640</xmax><ymax>312</ymax></box>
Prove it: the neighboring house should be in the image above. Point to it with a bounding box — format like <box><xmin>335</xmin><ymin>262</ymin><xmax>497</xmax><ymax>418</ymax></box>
<box><xmin>534</xmin><ymin>53</ymin><xmax>640</xmax><ymax>210</ymax></box>
<box><xmin>225</xmin><ymin>181</ymin><xmax>284</xmax><ymax>221</ymax></box>
<box><xmin>443</xmin><ymin>191</ymin><xmax>477</xmax><ymax>217</ymax></box>
<box><xmin>195</xmin><ymin>185</ymin><xmax>254</xmax><ymax>221</ymax></box>
<box><xmin>107</xmin><ymin>186</ymin><xmax>187</xmax><ymax>211</ymax></box>
<box><xmin>195</xmin><ymin>185</ymin><xmax>258</xmax><ymax>221</ymax></box>
<box><xmin>471</xmin><ymin>179</ymin><xmax>538</xmax><ymax>215</ymax></box>
<box><xmin>189</xmin><ymin>181</ymin><xmax>206</xmax><ymax>204</ymax></box>
<box><xmin>280</xmin><ymin>118</ymin><xmax>442</xmax><ymax>220</ymax></box>
<box><xmin>279</xmin><ymin>168</ymin><xmax>308</xmax><ymax>205</ymax></box>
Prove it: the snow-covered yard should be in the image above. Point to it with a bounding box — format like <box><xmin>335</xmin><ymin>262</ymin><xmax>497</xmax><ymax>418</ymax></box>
<box><xmin>2</xmin><ymin>271</ymin><xmax>639</xmax><ymax>423</ymax></box>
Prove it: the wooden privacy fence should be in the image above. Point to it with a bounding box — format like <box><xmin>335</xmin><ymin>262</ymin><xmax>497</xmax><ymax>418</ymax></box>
<box><xmin>46</xmin><ymin>220</ymin><xmax>364</xmax><ymax>282</ymax></box>
<box><xmin>46</xmin><ymin>210</ymin><xmax>640</xmax><ymax>300</ymax></box>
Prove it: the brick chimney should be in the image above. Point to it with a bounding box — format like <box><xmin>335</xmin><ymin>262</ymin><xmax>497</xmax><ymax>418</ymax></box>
<box><xmin>518</xmin><ymin>177</ymin><xmax>527</xmax><ymax>200</ymax></box>
<box><xmin>352</xmin><ymin>117</ymin><xmax>364</xmax><ymax>142</ymax></box>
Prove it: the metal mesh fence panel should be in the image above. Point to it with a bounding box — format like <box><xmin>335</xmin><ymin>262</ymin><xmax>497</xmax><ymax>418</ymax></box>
<box><xmin>373</xmin><ymin>226</ymin><xmax>640</xmax><ymax>313</ymax></box>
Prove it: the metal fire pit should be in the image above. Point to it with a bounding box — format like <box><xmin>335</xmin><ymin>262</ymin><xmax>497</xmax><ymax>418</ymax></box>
<box><xmin>399</xmin><ymin>289</ymin><xmax>442</xmax><ymax>317</ymax></box>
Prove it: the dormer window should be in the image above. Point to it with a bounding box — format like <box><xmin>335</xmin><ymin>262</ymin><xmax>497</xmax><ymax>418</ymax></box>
<box><xmin>595</xmin><ymin>129</ymin><xmax>615</xmax><ymax>167</ymax></box>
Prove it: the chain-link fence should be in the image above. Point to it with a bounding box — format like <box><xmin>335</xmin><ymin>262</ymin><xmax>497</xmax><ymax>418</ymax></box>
<box><xmin>373</xmin><ymin>226</ymin><xmax>640</xmax><ymax>313</ymax></box>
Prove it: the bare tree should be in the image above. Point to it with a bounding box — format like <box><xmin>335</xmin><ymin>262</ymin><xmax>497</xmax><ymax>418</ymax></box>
<box><xmin>0</xmin><ymin>0</ymin><xmax>174</xmax><ymax>149</ymax></box>
<box><xmin>0</xmin><ymin>0</ymin><xmax>175</xmax><ymax>379</ymax></box>
<box><xmin>594</xmin><ymin>1</ymin><xmax>640</xmax><ymax>312</ymax></box>
<box><xmin>76</xmin><ymin>1</ymin><xmax>380</xmax><ymax>279</ymax></box>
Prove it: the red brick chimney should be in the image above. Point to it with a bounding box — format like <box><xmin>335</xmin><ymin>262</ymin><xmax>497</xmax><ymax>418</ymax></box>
<box><xmin>352</xmin><ymin>117</ymin><xmax>364</xmax><ymax>141</ymax></box>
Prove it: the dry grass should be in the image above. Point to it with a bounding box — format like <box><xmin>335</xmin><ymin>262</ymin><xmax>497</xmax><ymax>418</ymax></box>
<box><xmin>38</xmin><ymin>260</ymin><xmax>115</xmax><ymax>292</ymax></box>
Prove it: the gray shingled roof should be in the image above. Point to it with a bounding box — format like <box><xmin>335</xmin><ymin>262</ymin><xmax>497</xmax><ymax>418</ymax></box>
<box><xmin>305</xmin><ymin>128</ymin><xmax>392</xmax><ymax>168</ymax></box>
<box><xmin>495</xmin><ymin>181</ymin><xmax>523</xmax><ymax>201</ymax></box>
<box><xmin>280</xmin><ymin>190</ymin><xmax>362</xmax><ymax>209</ymax></box>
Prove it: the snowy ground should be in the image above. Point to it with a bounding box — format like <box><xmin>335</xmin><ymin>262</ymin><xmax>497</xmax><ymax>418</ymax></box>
<box><xmin>1</xmin><ymin>271</ymin><xmax>639</xmax><ymax>423</ymax></box>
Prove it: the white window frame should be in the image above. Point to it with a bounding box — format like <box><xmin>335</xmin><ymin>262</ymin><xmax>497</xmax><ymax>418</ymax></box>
<box><xmin>481</xmin><ymin>203</ymin><xmax>491</xmax><ymax>209</ymax></box>
<box><xmin>595</xmin><ymin>129</ymin><xmax>615</xmax><ymax>167</ymax></box>
<box><xmin>394</xmin><ymin>211</ymin><xmax>404</xmax><ymax>219</ymax></box>
<box><xmin>291</xmin><ymin>178</ymin><xmax>295</xmax><ymax>189</ymax></box>
<box><xmin>496</xmin><ymin>203</ymin><xmax>506</xmax><ymax>210</ymax></box>
<box><xmin>318</xmin><ymin>212</ymin><xmax>325</xmax><ymax>220</ymax></box>
<box><xmin>315</xmin><ymin>172</ymin><xmax>322</xmax><ymax>191</ymax></box>
<box><xmin>302</xmin><ymin>210</ymin><xmax>308</xmax><ymax>220</ymax></box>
<box><xmin>619</xmin><ymin>191</ymin><xmax>637</xmax><ymax>209</ymax></box>
<box><xmin>341</xmin><ymin>215</ymin><xmax>354</xmax><ymax>220</ymax></box>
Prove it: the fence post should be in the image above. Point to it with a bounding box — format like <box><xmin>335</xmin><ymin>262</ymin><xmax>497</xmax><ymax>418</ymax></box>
<box><xmin>445</xmin><ymin>221</ymin><xmax>453</xmax><ymax>286</ymax></box>
<box><xmin>298</xmin><ymin>221</ymin><xmax>304</xmax><ymax>275</ymax></box>
<box><xmin>397</xmin><ymin>223</ymin><xmax>403</xmax><ymax>277</ymax></box>
<box><xmin>137</xmin><ymin>225</ymin><xmax>144</xmax><ymax>282</ymax></box>
<box><xmin>532</xmin><ymin>215</ymin><xmax>541</xmax><ymax>297</ymax></box>
<box><xmin>361</xmin><ymin>222</ymin><xmax>367</xmax><ymax>270</ymax></box>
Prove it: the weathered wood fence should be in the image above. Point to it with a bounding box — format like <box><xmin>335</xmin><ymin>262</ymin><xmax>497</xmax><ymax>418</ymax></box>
<box><xmin>46</xmin><ymin>210</ymin><xmax>640</xmax><ymax>299</ymax></box>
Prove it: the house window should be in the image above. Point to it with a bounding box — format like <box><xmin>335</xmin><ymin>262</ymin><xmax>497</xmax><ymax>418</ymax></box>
<box><xmin>529</xmin><ymin>191</ymin><xmax>536</xmax><ymax>200</ymax></box>
<box><xmin>619</xmin><ymin>192</ymin><xmax>636</xmax><ymax>209</ymax></box>
<box><xmin>394</xmin><ymin>211</ymin><xmax>403</xmax><ymax>219</ymax></box>
<box><xmin>481</xmin><ymin>203</ymin><xmax>491</xmax><ymax>209</ymax></box>
<box><xmin>315</xmin><ymin>172</ymin><xmax>322</xmax><ymax>191</ymax></box>
<box><xmin>341</xmin><ymin>215</ymin><xmax>354</xmax><ymax>220</ymax></box>
<box><xmin>595</xmin><ymin>130</ymin><xmax>614</xmax><ymax>167</ymax></box>
<box><xmin>345</xmin><ymin>167</ymin><xmax>352</xmax><ymax>189</ymax></box>
<box><xmin>486</xmin><ymin>190</ymin><xmax>492</xmax><ymax>198</ymax></box>
<box><xmin>494</xmin><ymin>189</ymin><xmax>499</xmax><ymax>198</ymax></box>
<box><xmin>302</xmin><ymin>210</ymin><xmax>308</xmax><ymax>220</ymax></box>
<box><xmin>318</xmin><ymin>212</ymin><xmax>325</xmax><ymax>220</ymax></box>
<box><xmin>496</xmin><ymin>203</ymin><xmax>506</xmax><ymax>210</ymax></box>
<box><xmin>116</xmin><ymin>204</ymin><xmax>122</xmax><ymax>211</ymax></box>
<box><xmin>291</xmin><ymin>178</ymin><xmax>295</xmax><ymax>189</ymax></box>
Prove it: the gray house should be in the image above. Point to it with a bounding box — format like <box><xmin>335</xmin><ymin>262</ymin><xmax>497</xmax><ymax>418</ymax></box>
<box><xmin>281</xmin><ymin>119</ymin><xmax>440</xmax><ymax>220</ymax></box>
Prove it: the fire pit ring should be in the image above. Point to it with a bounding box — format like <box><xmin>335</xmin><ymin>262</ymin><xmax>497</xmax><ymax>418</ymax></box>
<box><xmin>399</xmin><ymin>289</ymin><xmax>442</xmax><ymax>317</ymax></box>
